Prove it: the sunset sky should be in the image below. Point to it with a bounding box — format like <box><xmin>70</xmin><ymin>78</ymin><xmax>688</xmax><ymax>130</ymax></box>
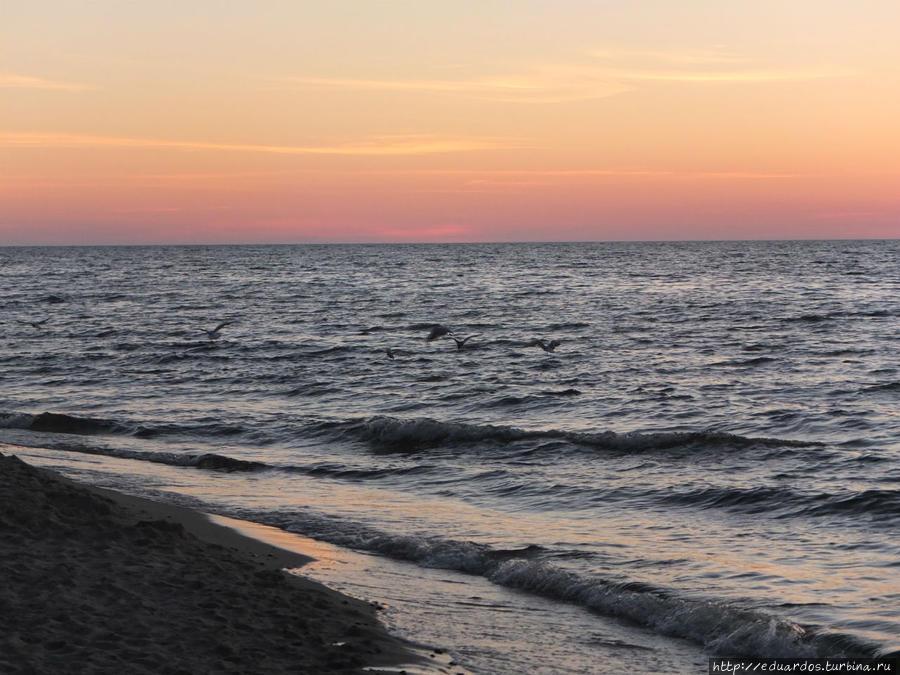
<box><xmin>2</xmin><ymin>1</ymin><xmax>898</xmax><ymax>244</ymax></box>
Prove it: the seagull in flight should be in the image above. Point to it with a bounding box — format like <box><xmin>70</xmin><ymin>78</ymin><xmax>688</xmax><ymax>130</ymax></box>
<box><xmin>425</xmin><ymin>324</ymin><xmax>452</xmax><ymax>341</ymax></box>
<box><xmin>450</xmin><ymin>334</ymin><xmax>480</xmax><ymax>350</ymax></box>
<box><xmin>19</xmin><ymin>318</ymin><xmax>49</xmax><ymax>330</ymax></box>
<box><xmin>529</xmin><ymin>338</ymin><xmax>561</xmax><ymax>353</ymax></box>
<box><xmin>201</xmin><ymin>321</ymin><xmax>231</xmax><ymax>340</ymax></box>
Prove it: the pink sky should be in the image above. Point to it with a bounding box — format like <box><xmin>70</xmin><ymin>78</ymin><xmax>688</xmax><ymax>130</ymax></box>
<box><xmin>2</xmin><ymin>1</ymin><xmax>898</xmax><ymax>244</ymax></box>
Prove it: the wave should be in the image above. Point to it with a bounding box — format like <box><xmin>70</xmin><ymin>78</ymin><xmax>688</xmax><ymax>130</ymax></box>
<box><xmin>358</xmin><ymin>325</ymin><xmax>386</xmax><ymax>334</ymax></box>
<box><xmin>661</xmin><ymin>485</ymin><xmax>900</xmax><ymax>521</ymax></box>
<box><xmin>28</xmin><ymin>437</ymin><xmax>890</xmax><ymax>523</ymax></box>
<box><xmin>782</xmin><ymin>309</ymin><xmax>894</xmax><ymax>324</ymax></box>
<box><xmin>801</xmin><ymin>489</ymin><xmax>900</xmax><ymax>519</ymax></box>
<box><xmin>311</xmin><ymin>415</ymin><xmax>821</xmax><ymax>455</ymax></box>
<box><xmin>538</xmin><ymin>388</ymin><xmax>581</xmax><ymax>397</ymax></box>
<box><xmin>296</xmin><ymin>345</ymin><xmax>354</xmax><ymax>358</ymax></box>
<box><xmin>280</xmin><ymin>382</ymin><xmax>343</xmax><ymax>398</ymax></box>
<box><xmin>2</xmin><ymin>407</ymin><xmax>825</xmax><ymax>469</ymax></box>
<box><xmin>234</xmin><ymin>508</ymin><xmax>881</xmax><ymax>660</ymax></box>
<box><xmin>0</xmin><ymin>411</ymin><xmax>247</xmax><ymax>441</ymax></box>
<box><xmin>1</xmin><ymin>412</ymin><xmax>129</xmax><ymax>436</ymax></box>
<box><xmin>741</xmin><ymin>343</ymin><xmax>778</xmax><ymax>352</ymax></box>
<box><xmin>860</xmin><ymin>382</ymin><xmax>900</xmax><ymax>394</ymax></box>
<box><xmin>710</xmin><ymin>356</ymin><xmax>777</xmax><ymax>367</ymax></box>
<box><xmin>545</xmin><ymin>322</ymin><xmax>590</xmax><ymax>330</ymax></box>
<box><xmin>783</xmin><ymin>314</ymin><xmax>833</xmax><ymax>323</ymax></box>
<box><xmin>301</xmin><ymin>462</ymin><xmax>435</xmax><ymax>481</ymax></box>
<box><xmin>481</xmin><ymin>391</ymin><xmax>580</xmax><ymax>408</ymax></box>
<box><xmin>9</xmin><ymin>440</ymin><xmax>265</xmax><ymax>472</ymax></box>
<box><xmin>663</xmin><ymin>486</ymin><xmax>790</xmax><ymax>513</ymax></box>
<box><xmin>0</xmin><ymin>438</ymin><xmax>442</xmax><ymax>484</ymax></box>
<box><xmin>823</xmin><ymin>348</ymin><xmax>875</xmax><ymax>357</ymax></box>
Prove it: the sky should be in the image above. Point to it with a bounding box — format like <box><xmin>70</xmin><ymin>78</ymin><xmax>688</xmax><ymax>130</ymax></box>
<box><xmin>2</xmin><ymin>1</ymin><xmax>899</xmax><ymax>244</ymax></box>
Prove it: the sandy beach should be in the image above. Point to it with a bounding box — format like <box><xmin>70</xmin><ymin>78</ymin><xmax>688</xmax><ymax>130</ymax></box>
<box><xmin>0</xmin><ymin>450</ymin><xmax>452</xmax><ymax>674</ymax></box>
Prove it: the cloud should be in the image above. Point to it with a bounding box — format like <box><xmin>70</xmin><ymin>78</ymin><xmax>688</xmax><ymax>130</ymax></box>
<box><xmin>375</xmin><ymin>223</ymin><xmax>473</xmax><ymax>240</ymax></box>
<box><xmin>1</xmin><ymin>132</ymin><xmax>517</xmax><ymax>156</ymax></box>
<box><xmin>279</xmin><ymin>48</ymin><xmax>850</xmax><ymax>103</ymax></box>
<box><xmin>403</xmin><ymin>168</ymin><xmax>801</xmax><ymax>180</ymax></box>
<box><xmin>609</xmin><ymin>68</ymin><xmax>851</xmax><ymax>83</ymax></box>
<box><xmin>585</xmin><ymin>46</ymin><xmax>852</xmax><ymax>83</ymax></box>
<box><xmin>587</xmin><ymin>47</ymin><xmax>751</xmax><ymax>66</ymax></box>
<box><xmin>277</xmin><ymin>74</ymin><xmax>632</xmax><ymax>103</ymax></box>
<box><xmin>0</xmin><ymin>74</ymin><xmax>94</xmax><ymax>91</ymax></box>
<box><xmin>394</xmin><ymin>168</ymin><xmax>800</xmax><ymax>195</ymax></box>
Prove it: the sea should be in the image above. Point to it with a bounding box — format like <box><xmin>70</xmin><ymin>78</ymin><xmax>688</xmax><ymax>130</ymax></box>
<box><xmin>1</xmin><ymin>240</ymin><xmax>898</xmax><ymax>674</ymax></box>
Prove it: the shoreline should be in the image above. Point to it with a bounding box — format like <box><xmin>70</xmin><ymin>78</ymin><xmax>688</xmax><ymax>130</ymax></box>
<box><xmin>0</xmin><ymin>450</ymin><xmax>459</xmax><ymax>674</ymax></box>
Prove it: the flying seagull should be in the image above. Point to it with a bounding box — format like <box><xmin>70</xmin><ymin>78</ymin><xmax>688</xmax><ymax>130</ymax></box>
<box><xmin>450</xmin><ymin>334</ymin><xmax>480</xmax><ymax>350</ymax></box>
<box><xmin>201</xmin><ymin>321</ymin><xmax>231</xmax><ymax>340</ymax></box>
<box><xmin>425</xmin><ymin>324</ymin><xmax>452</xmax><ymax>341</ymax></box>
<box><xmin>529</xmin><ymin>338</ymin><xmax>561</xmax><ymax>353</ymax></box>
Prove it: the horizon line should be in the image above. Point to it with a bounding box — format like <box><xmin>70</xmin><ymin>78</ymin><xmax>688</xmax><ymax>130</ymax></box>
<box><xmin>0</xmin><ymin>236</ymin><xmax>895</xmax><ymax>248</ymax></box>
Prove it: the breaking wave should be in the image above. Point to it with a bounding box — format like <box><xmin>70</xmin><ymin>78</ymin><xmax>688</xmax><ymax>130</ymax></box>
<box><xmin>311</xmin><ymin>415</ymin><xmax>821</xmax><ymax>455</ymax></box>
<box><xmin>0</xmin><ymin>411</ymin><xmax>247</xmax><ymax>441</ymax></box>
<box><xmin>230</xmin><ymin>508</ymin><xmax>883</xmax><ymax>660</ymax></box>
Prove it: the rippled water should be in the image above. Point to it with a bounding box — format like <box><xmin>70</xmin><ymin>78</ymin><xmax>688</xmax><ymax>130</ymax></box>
<box><xmin>2</xmin><ymin>241</ymin><xmax>898</xmax><ymax>672</ymax></box>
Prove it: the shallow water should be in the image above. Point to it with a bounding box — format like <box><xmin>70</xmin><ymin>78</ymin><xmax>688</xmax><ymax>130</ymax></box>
<box><xmin>2</xmin><ymin>241</ymin><xmax>898</xmax><ymax>671</ymax></box>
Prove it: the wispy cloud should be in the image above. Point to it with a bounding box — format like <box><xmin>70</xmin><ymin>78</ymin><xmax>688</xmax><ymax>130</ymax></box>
<box><xmin>607</xmin><ymin>67</ymin><xmax>851</xmax><ymax>83</ymax></box>
<box><xmin>279</xmin><ymin>48</ymin><xmax>849</xmax><ymax>103</ymax></box>
<box><xmin>586</xmin><ymin>46</ymin><xmax>851</xmax><ymax>83</ymax></box>
<box><xmin>587</xmin><ymin>47</ymin><xmax>751</xmax><ymax>66</ymax></box>
<box><xmin>375</xmin><ymin>223</ymin><xmax>474</xmax><ymax>240</ymax></box>
<box><xmin>0</xmin><ymin>74</ymin><xmax>95</xmax><ymax>91</ymax></box>
<box><xmin>394</xmin><ymin>168</ymin><xmax>801</xmax><ymax>195</ymax></box>
<box><xmin>277</xmin><ymin>74</ymin><xmax>632</xmax><ymax>103</ymax></box>
<box><xmin>405</xmin><ymin>168</ymin><xmax>801</xmax><ymax>180</ymax></box>
<box><xmin>1</xmin><ymin>132</ymin><xmax>517</xmax><ymax>155</ymax></box>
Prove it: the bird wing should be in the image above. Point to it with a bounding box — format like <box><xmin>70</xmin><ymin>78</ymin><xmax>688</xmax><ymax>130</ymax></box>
<box><xmin>426</xmin><ymin>324</ymin><xmax>451</xmax><ymax>341</ymax></box>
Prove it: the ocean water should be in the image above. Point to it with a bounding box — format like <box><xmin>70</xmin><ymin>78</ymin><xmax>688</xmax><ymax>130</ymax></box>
<box><xmin>2</xmin><ymin>240</ymin><xmax>898</xmax><ymax>673</ymax></box>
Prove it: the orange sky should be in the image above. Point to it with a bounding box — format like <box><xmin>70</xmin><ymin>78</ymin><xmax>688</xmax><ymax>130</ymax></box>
<box><xmin>2</xmin><ymin>1</ymin><xmax>898</xmax><ymax>244</ymax></box>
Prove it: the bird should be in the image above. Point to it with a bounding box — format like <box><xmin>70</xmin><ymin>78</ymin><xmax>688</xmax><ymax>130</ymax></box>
<box><xmin>450</xmin><ymin>334</ymin><xmax>480</xmax><ymax>350</ymax></box>
<box><xmin>425</xmin><ymin>324</ymin><xmax>452</xmax><ymax>341</ymax></box>
<box><xmin>385</xmin><ymin>347</ymin><xmax>396</xmax><ymax>360</ymax></box>
<box><xmin>201</xmin><ymin>321</ymin><xmax>231</xmax><ymax>340</ymax></box>
<box><xmin>529</xmin><ymin>338</ymin><xmax>560</xmax><ymax>352</ymax></box>
<box><xmin>19</xmin><ymin>318</ymin><xmax>49</xmax><ymax>329</ymax></box>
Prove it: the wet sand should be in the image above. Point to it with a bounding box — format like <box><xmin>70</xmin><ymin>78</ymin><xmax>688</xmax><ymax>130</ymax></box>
<box><xmin>0</xmin><ymin>451</ymin><xmax>451</xmax><ymax>674</ymax></box>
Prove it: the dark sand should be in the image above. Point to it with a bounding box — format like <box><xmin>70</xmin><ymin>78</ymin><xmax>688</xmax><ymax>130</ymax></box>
<box><xmin>0</xmin><ymin>451</ymin><xmax>446</xmax><ymax>674</ymax></box>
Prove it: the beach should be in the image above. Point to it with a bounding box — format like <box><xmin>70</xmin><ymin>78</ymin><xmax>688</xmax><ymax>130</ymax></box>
<box><xmin>0</xmin><ymin>450</ymin><xmax>454</xmax><ymax>674</ymax></box>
